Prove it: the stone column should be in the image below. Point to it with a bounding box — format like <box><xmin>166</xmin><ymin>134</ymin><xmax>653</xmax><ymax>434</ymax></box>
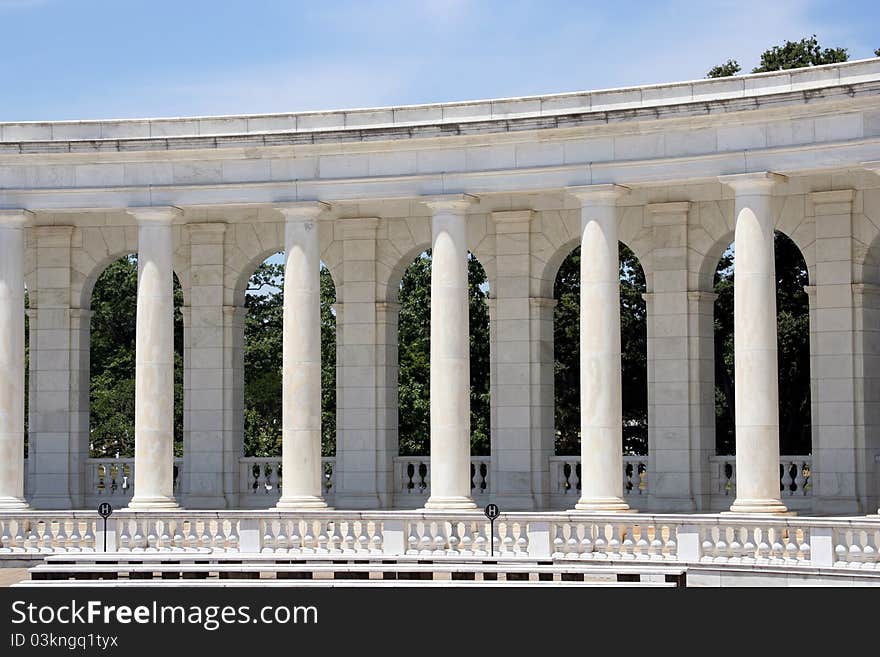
<box><xmin>567</xmin><ymin>184</ymin><xmax>631</xmax><ymax>512</ymax></box>
<box><xmin>276</xmin><ymin>202</ymin><xmax>328</xmax><ymax>509</ymax></box>
<box><xmin>0</xmin><ymin>210</ymin><xmax>31</xmax><ymax>509</ymax></box>
<box><xmin>424</xmin><ymin>195</ymin><xmax>477</xmax><ymax>510</ymax></box>
<box><xmin>719</xmin><ymin>172</ymin><xmax>788</xmax><ymax>514</ymax></box>
<box><xmin>127</xmin><ymin>206</ymin><xmax>181</xmax><ymax>510</ymax></box>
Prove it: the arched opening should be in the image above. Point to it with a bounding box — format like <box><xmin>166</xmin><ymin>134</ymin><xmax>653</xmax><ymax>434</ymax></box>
<box><xmin>87</xmin><ymin>255</ymin><xmax>184</xmax><ymax>498</ymax></box>
<box><xmin>712</xmin><ymin>231</ymin><xmax>811</xmax><ymax>457</ymax></box>
<box><xmin>551</xmin><ymin>243</ymin><xmax>648</xmax><ymax>498</ymax></box>
<box><xmin>240</xmin><ymin>251</ymin><xmax>337</xmax><ymax>499</ymax></box>
<box><xmin>395</xmin><ymin>250</ymin><xmax>490</xmax><ymax>494</ymax></box>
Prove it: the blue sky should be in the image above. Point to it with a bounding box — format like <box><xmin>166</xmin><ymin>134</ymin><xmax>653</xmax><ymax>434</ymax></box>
<box><xmin>0</xmin><ymin>0</ymin><xmax>878</xmax><ymax>122</ymax></box>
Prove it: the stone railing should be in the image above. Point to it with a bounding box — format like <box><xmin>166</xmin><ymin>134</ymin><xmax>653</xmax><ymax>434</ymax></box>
<box><xmin>549</xmin><ymin>455</ymin><xmax>648</xmax><ymax>509</ymax></box>
<box><xmin>392</xmin><ymin>456</ymin><xmax>492</xmax><ymax>506</ymax></box>
<box><xmin>238</xmin><ymin>457</ymin><xmax>336</xmax><ymax>508</ymax></box>
<box><xmin>85</xmin><ymin>458</ymin><xmax>183</xmax><ymax>506</ymax></box>
<box><xmin>709</xmin><ymin>455</ymin><xmax>812</xmax><ymax>512</ymax></box>
<box><xmin>1</xmin><ymin>511</ymin><xmax>878</xmax><ymax>573</ymax></box>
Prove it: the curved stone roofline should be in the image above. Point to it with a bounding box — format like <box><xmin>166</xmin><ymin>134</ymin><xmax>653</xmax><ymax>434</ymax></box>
<box><xmin>2</xmin><ymin>57</ymin><xmax>879</xmax><ymax>144</ymax></box>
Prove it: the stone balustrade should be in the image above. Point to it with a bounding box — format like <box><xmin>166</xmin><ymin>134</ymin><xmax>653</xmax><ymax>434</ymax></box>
<box><xmin>392</xmin><ymin>456</ymin><xmax>491</xmax><ymax>506</ymax></box>
<box><xmin>238</xmin><ymin>457</ymin><xmax>336</xmax><ymax>508</ymax></box>
<box><xmin>709</xmin><ymin>455</ymin><xmax>812</xmax><ymax>512</ymax></box>
<box><xmin>85</xmin><ymin>458</ymin><xmax>183</xmax><ymax>507</ymax></box>
<box><xmin>1</xmin><ymin>511</ymin><xmax>879</xmax><ymax>574</ymax></box>
<box><xmin>550</xmin><ymin>455</ymin><xmax>648</xmax><ymax>509</ymax></box>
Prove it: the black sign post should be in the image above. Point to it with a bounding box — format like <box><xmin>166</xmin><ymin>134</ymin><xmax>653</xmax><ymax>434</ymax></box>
<box><xmin>97</xmin><ymin>502</ymin><xmax>113</xmax><ymax>552</ymax></box>
<box><xmin>484</xmin><ymin>503</ymin><xmax>500</xmax><ymax>557</ymax></box>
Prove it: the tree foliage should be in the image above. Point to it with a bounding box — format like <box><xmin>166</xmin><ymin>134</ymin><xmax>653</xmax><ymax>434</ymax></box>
<box><xmin>397</xmin><ymin>251</ymin><xmax>490</xmax><ymax>456</ymax></box>
<box><xmin>242</xmin><ymin>256</ymin><xmax>336</xmax><ymax>457</ymax></box>
<box><xmin>553</xmin><ymin>244</ymin><xmax>647</xmax><ymax>456</ymax></box>
<box><xmin>713</xmin><ymin>233</ymin><xmax>811</xmax><ymax>455</ymax></box>
<box><xmin>88</xmin><ymin>255</ymin><xmax>184</xmax><ymax>457</ymax></box>
<box><xmin>707</xmin><ymin>59</ymin><xmax>741</xmax><ymax>78</ymax></box>
<box><xmin>708</xmin><ymin>34</ymin><xmax>849</xmax><ymax>77</ymax></box>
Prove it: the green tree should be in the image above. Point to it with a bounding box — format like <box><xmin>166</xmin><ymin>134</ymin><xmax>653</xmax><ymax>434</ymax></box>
<box><xmin>553</xmin><ymin>244</ymin><xmax>647</xmax><ymax>456</ymax></box>
<box><xmin>707</xmin><ymin>59</ymin><xmax>741</xmax><ymax>78</ymax></box>
<box><xmin>707</xmin><ymin>35</ymin><xmax>849</xmax><ymax>78</ymax></box>
<box><xmin>396</xmin><ymin>251</ymin><xmax>490</xmax><ymax>456</ymax></box>
<box><xmin>713</xmin><ymin>233</ymin><xmax>811</xmax><ymax>455</ymax></box>
<box><xmin>241</xmin><ymin>257</ymin><xmax>336</xmax><ymax>458</ymax></box>
<box><xmin>88</xmin><ymin>255</ymin><xmax>184</xmax><ymax>457</ymax></box>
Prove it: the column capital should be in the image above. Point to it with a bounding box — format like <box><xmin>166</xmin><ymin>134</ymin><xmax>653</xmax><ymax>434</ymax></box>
<box><xmin>565</xmin><ymin>184</ymin><xmax>629</xmax><ymax>205</ymax></box>
<box><xmin>718</xmin><ymin>172</ymin><xmax>786</xmax><ymax>194</ymax></box>
<box><xmin>275</xmin><ymin>201</ymin><xmax>330</xmax><ymax>222</ymax></box>
<box><xmin>421</xmin><ymin>193</ymin><xmax>478</xmax><ymax>213</ymax></box>
<box><xmin>646</xmin><ymin>201</ymin><xmax>691</xmax><ymax>225</ymax></box>
<box><xmin>126</xmin><ymin>206</ymin><xmax>183</xmax><ymax>224</ymax></box>
<box><xmin>0</xmin><ymin>209</ymin><xmax>34</xmax><ymax>226</ymax></box>
<box><xmin>852</xmin><ymin>282</ymin><xmax>880</xmax><ymax>297</ymax></box>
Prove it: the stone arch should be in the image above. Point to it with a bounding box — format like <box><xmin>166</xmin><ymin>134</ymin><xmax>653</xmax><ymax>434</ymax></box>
<box><xmin>534</xmin><ymin>207</ymin><xmax>653</xmax><ymax>299</ymax></box>
<box><xmin>695</xmin><ymin>196</ymin><xmax>816</xmax><ymax>293</ymax></box>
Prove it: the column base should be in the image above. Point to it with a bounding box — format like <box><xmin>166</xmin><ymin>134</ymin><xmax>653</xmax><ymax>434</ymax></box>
<box><xmin>0</xmin><ymin>497</ymin><xmax>30</xmax><ymax>510</ymax></box>
<box><xmin>572</xmin><ymin>497</ymin><xmax>634</xmax><ymax>513</ymax></box>
<box><xmin>125</xmin><ymin>496</ymin><xmax>180</xmax><ymax>511</ymax></box>
<box><xmin>725</xmin><ymin>498</ymin><xmax>790</xmax><ymax>515</ymax></box>
<box><xmin>275</xmin><ymin>496</ymin><xmax>329</xmax><ymax>510</ymax></box>
<box><xmin>424</xmin><ymin>495</ymin><xmax>477</xmax><ymax>510</ymax></box>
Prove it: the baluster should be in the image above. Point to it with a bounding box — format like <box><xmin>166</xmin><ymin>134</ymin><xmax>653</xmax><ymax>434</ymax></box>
<box><xmin>794</xmin><ymin>461</ymin><xmax>806</xmax><ymax>496</ymax></box>
<box><xmin>199</xmin><ymin>521</ymin><xmax>212</xmax><ymax>553</ymax></box>
<box><xmin>562</xmin><ymin>462</ymin><xmax>572</xmax><ymax>494</ymax></box>
<box><xmin>69</xmin><ymin>520</ymin><xmax>82</xmax><ymax>553</ymax></box>
<box><xmin>700</xmin><ymin>527</ymin><xmax>714</xmax><ymax>563</ymax></box>
<box><xmin>184</xmin><ymin>520</ymin><xmax>198</xmax><ymax>552</ymax></box>
<box><xmin>118</xmin><ymin>519</ymin><xmax>131</xmax><ymax>552</ymax></box>
<box><xmin>501</xmin><ymin>521</ymin><xmax>515</xmax><ymax>556</ymax></box>
<box><xmin>342</xmin><ymin>521</ymin><xmax>356</xmax><ymax>554</ymax></box>
<box><xmin>213</xmin><ymin>521</ymin><xmax>227</xmax><ymax>553</ymax></box>
<box><xmin>575</xmin><ymin>462</ymin><xmax>582</xmax><ymax>494</ymax></box>
<box><xmin>784</xmin><ymin>529</ymin><xmax>798</xmax><ymax>563</ymax></box>
<box><xmin>515</xmin><ymin>523</ymin><xmax>528</xmax><ymax>555</ymax></box>
<box><xmin>565</xmin><ymin>523</ymin><xmax>580</xmax><ymax>559</ymax></box>
<box><xmin>624</xmin><ymin>462</ymin><xmax>633</xmax><ymax>496</ymax></box>
<box><xmin>357</xmin><ymin>522</ymin><xmax>370</xmax><ymax>553</ymax></box>
<box><xmin>781</xmin><ymin>462</ymin><xmax>793</xmax><ymax>497</ymax></box>
<box><xmin>145</xmin><ymin>520</ymin><xmax>158</xmax><ymax>552</ymax></box>
<box><xmin>0</xmin><ymin>519</ymin><xmax>10</xmax><ymax>553</ymax></box>
<box><xmin>172</xmin><ymin>521</ymin><xmax>185</xmax><ymax>551</ymax></box>
<box><xmin>432</xmin><ymin>522</ymin><xmax>447</xmax><ymax>556</ymax></box>
<box><xmin>276</xmin><ymin>520</ymin><xmax>290</xmax><ymax>553</ymax></box>
<box><xmin>621</xmin><ymin>524</ymin><xmax>635</xmax><ymax>560</ymax></box>
<box><xmin>261</xmin><ymin>520</ymin><xmax>275</xmax><ymax>554</ymax></box>
<box><xmin>635</xmin><ymin>525</ymin><xmax>649</xmax><ymax>561</ymax></box>
<box><xmin>474</xmin><ymin>522</ymin><xmax>488</xmax><ymax>556</ymax></box>
<box><xmin>447</xmin><ymin>522</ymin><xmax>460</xmax><ymax>556</ymax></box>
<box><xmin>578</xmin><ymin>523</ymin><xmax>594</xmax><ymax>560</ymax></box>
<box><xmin>158</xmin><ymin>521</ymin><xmax>171</xmax><ymax>552</ymax></box>
<box><xmin>479</xmin><ymin>462</ymin><xmax>488</xmax><ymax>494</ymax></box>
<box><xmin>849</xmin><ymin>531</ymin><xmax>865</xmax><ymax>568</ymax></box>
<box><xmin>370</xmin><ymin>521</ymin><xmax>383</xmax><ymax>554</ymax></box>
<box><xmin>228</xmin><ymin>521</ymin><xmax>240</xmax><ymax>552</ymax></box>
<box><xmin>551</xmin><ymin>524</ymin><xmax>564</xmax><ymax>558</ymax></box>
<box><xmin>131</xmin><ymin>519</ymin><xmax>145</xmax><ymax>553</ymax></box>
<box><xmin>460</xmin><ymin>521</ymin><xmax>474</xmax><ymax>556</ymax></box>
<box><xmin>419</xmin><ymin>523</ymin><xmax>433</xmax><ymax>556</ymax></box>
<box><xmin>663</xmin><ymin>525</ymin><xmax>677</xmax><ymax>561</ymax></box>
<box><xmin>418</xmin><ymin>462</ymin><xmax>429</xmax><ymax>494</ymax></box>
<box><xmin>592</xmin><ymin>524</ymin><xmax>608</xmax><ymax>560</ymax></box>
<box><xmin>755</xmin><ymin>528</ymin><xmax>771</xmax><ymax>564</ymax></box>
<box><xmin>728</xmin><ymin>527</ymin><xmax>743</xmax><ymax>563</ymax></box>
<box><xmin>83</xmin><ymin>522</ymin><xmax>96</xmax><ymax>553</ymax></box>
<box><xmin>406</xmin><ymin>522</ymin><xmax>419</xmax><ymax>555</ymax></box>
<box><xmin>54</xmin><ymin>520</ymin><xmax>68</xmax><ymax>553</ymax></box>
<box><xmin>770</xmin><ymin>527</ymin><xmax>785</xmax><ymax>564</ymax></box>
<box><xmin>304</xmin><ymin>521</ymin><xmax>318</xmax><ymax>554</ymax></box>
<box><xmin>316</xmin><ymin>522</ymin><xmax>330</xmax><ymax>554</ymax></box>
